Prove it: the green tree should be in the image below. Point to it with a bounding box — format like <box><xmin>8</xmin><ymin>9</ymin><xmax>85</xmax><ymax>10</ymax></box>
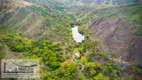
<box><xmin>15</xmin><ymin>44</ymin><xmax>24</xmax><ymax>51</ymax></box>
<box><xmin>81</xmin><ymin>56</ymin><xmax>88</xmax><ymax>64</ymax></box>
<box><xmin>59</xmin><ymin>61</ymin><xmax>78</xmax><ymax>79</ymax></box>
<box><xmin>78</xmin><ymin>48</ymin><xmax>84</xmax><ymax>53</ymax></box>
<box><xmin>90</xmin><ymin>69</ymin><xmax>96</xmax><ymax>76</ymax></box>
<box><xmin>78</xmin><ymin>72</ymin><xmax>87</xmax><ymax>80</ymax></box>
<box><xmin>85</xmin><ymin>62</ymin><xmax>99</xmax><ymax>69</ymax></box>
<box><xmin>15</xmin><ymin>36</ymin><xmax>22</xmax><ymax>41</ymax></box>
<box><xmin>32</xmin><ymin>48</ymin><xmax>39</xmax><ymax>54</ymax></box>
<box><xmin>94</xmin><ymin>73</ymin><xmax>104</xmax><ymax>80</ymax></box>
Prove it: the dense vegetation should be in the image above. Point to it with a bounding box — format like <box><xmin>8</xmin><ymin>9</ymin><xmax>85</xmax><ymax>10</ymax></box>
<box><xmin>0</xmin><ymin>0</ymin><xmax>142</xmax><ymax>80</ymax></box>
<box><xmin>0</xmin><ymin>31</ymin><xmax>122</xmax><ymax>80</ymax></box>
<box><xmin>0</xmin><ymin>0</ymin><xmax>75</xmax><ymax>41</ymax></box>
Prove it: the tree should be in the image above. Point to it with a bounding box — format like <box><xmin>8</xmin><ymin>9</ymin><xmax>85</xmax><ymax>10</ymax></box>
<box><xmin>15</xmin><ymin>36</ymin><xmax>22</xmax><ymax>41</ymax></box>
<box><xmin>94</xmin><ymin>73</ymin><xmax>104</xmax><ymax>80</ymax></box>
<box><xmin>81</xmin><ymin>56</ymin><xmax>88</xmax><ymax>64</ymax></box>
<box><xmin>78</xmin><ymin>72</ymin><xmax>87</xmax><ymax>80</ymax></box>
<box><xmin>85</xmin><ymin>62</ymin><xmax>99</xmax><ymax>69</ymax></box>
<box><xmin>15</xmin><ymin>44</ymin><xmax>24</xmax><ymax>51</ymax></box>
<box><xmin>32</xmin><ymin>48</ymin><xmax>39</xmax><ymax>54</ymax></box>
<box><xmin>78</xmin><ymin>48</ymin><xmax>84</xmax><ymax>53</ymax></box>
<box><xmin>59</xmin><ymin>62</ymin><xmax>78</xmax><ymax>78</ymax></box>
<box><xmin>85</xmin><ymin>62</ymin><xmax>99</xmax><ymax>77</ymax></box>
<box><xmin>107</xmin><ymin>63</ymin><xmax>118</xmax><ymax>73</ymax></box>
<box><xmin>90</xmin><ymin>69</ymin><xmax>96</xmax><ymax>76</ymax></box>
<box><xmin>23</xmin><ymin>38</ymin><xmax>32</xmax><ymax>51</ymax></box>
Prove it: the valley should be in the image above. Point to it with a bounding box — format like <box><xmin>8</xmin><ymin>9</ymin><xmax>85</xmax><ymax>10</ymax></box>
<box><xmin>0</xmin><ymin>0</ymin><xmax>142</xmax><ymax>80</ymax></box>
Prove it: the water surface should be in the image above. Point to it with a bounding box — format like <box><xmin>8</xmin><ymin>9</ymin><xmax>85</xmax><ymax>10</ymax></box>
<box><xmin>72</xmin><ymin>26</ymin><xmax>84</xmax><ymax>43</ymax></box>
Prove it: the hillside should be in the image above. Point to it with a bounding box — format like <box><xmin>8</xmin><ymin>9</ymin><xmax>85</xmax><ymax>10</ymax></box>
<box><xmin>87</xmin><ymin>4</ymin><xmax>142</xmax><ymax>65</ymax></box>
<box><xmin>66</xmin><ymin>3</ymin><xmax>142</xmax><ymax>66</ymax></box>
<box><xmin>0</xmin><ymin>0</ymin><xmax>75</xmax><ymax>41</ymax></box>
<box><xmin>0</xmin><ymin>0</ymin><xmax>142</xmax><ymax>80</ymax></box>
<box><xmin>68</xmin><ymin>0</ymin><xmax>142</xmax><ymax>5</ymax></box>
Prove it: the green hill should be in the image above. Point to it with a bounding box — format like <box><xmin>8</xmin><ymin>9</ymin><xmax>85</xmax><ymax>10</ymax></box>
<box><xmin>0</xmin><ymin>0</ymin><xmax>75</xmax><ymax>41</ymax></box>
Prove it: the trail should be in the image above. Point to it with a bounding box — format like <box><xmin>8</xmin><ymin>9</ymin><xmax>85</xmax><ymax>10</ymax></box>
<box><xmin>72</xmin><ymin>50</ymin><xmax>85</xmax><ymax>80</ymax></box>
<box><xmin>72</xmin><ymin>55</ymin><xmax>82</xmax><ymax>80</ymax></box>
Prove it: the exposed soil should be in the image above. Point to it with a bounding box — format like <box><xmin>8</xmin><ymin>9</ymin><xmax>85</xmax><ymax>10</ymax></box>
<box><xmin>88</xmin><ymin>17</ymin><xmax>142</xmax><ymax>69</ymax></box>
<box><xmin>0</xmin><ymin>0</ymin><xmax>32</xmax><ymax>18</ymax></box>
